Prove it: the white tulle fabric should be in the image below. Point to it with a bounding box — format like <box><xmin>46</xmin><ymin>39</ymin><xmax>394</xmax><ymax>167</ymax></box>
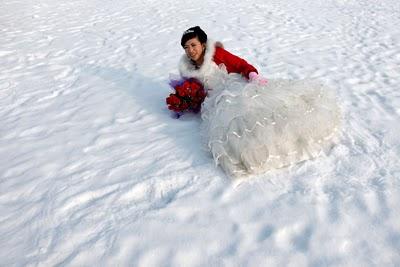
<box><xmin>179</xmin><ymin>43</ymin><xmax>341</xmax><ymax>176</ymax></box>
<box><xmin>199</xmin><ymin>67</ymin><xmax>341</xmax><ymax>176</ymax></box>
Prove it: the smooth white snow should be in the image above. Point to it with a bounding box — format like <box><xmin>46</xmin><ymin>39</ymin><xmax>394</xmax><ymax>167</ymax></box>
<box><xmin>1</xmin><ymin>0</ymin><xmax>400</xmax><ymax>266</ymax></box>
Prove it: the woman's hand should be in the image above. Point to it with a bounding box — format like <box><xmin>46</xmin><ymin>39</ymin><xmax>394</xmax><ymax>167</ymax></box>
<box><xmin>249</xmin><ymin>72</ymin><xmax>268</xmax><ymax>85</ymax></box>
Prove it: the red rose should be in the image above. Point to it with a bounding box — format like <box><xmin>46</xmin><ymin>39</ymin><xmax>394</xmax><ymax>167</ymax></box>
<box><xmin>190</xmin><ymin>80</ymin><xmax>203</xmax><ymax>98</ymax></box>
<box><xmin>182</xmin><ymin>80</ymin><xmax>191</xmax><ymax>90</ymax></box>
<box><xmin>191</xmin><ymin>82</ymin><xmax>201</xmax><ymax>91</ymax></box>
<box><xmin>179</xmin><ymin>101</ymin><xmax>189</xmax><ymax>110</ymax></box>
<box><xmin>166</xmin><ymin>94</ymin><xmax>181</xmax><ymax>106</ymax></box>
<box><xmin>189</xmin><ymin>86</ymin><xmax>198</xmax><ymax>98</ymax></box>
<box><xmin>175</xmin><ymin>85</ymin><xmax>188</xmax><ymax>97</ymax></box>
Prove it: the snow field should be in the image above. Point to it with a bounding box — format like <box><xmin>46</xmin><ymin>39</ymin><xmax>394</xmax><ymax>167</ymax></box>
<box><xmin>1</xmin><ymin>0</ymin><xmax>400</xmax><ymax>265</ymax></box>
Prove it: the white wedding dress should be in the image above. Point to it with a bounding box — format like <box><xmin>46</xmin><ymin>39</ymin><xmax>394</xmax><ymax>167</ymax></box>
<box><xmin>179</xmin><ymin>42</ymin><xmax>341</xmax><ymax>176</ymax></box>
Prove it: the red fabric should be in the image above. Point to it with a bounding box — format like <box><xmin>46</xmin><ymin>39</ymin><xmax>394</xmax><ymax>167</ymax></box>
<box><xmin>213</xmin><ymin>47</ymin><xmax>258</xmax><ymax>79</ymax></box>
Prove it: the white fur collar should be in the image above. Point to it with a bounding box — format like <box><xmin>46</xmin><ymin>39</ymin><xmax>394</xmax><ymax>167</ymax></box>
<box><xmin>178</xmin><ymin>40</ymin><xmax>216</xmax><ymax>80</ymax></box>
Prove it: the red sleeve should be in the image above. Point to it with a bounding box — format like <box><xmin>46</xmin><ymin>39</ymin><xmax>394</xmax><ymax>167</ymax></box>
<box><xmin>213</xmin><ymin>47</ymin><xmax>258</xmax><ymax>79</ymax></box>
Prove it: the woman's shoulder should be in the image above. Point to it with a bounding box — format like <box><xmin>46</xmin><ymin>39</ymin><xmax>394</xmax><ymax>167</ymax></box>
<box><xmin>213</xmin><ymin>44</ymin><xmax>238</xmax><ymax>66</ymax></box>
<box><xmin>215</xmin><ymin>41</ymin><xmax>224</xmax><ymax>49</ymax></box>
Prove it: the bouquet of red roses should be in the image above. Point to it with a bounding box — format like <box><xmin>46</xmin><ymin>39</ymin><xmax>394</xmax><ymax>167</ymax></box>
<box><xmin>166</xmin><ymin>77</ymin><xmax>207</xmax><ymax>115</ymax></box>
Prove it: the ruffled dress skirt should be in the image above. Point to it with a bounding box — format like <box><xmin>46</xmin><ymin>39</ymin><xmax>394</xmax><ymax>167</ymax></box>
<box><xmin>200</xmin><ymin>74</ymin><xmax>341</xmax><ymax>177</ymax></box>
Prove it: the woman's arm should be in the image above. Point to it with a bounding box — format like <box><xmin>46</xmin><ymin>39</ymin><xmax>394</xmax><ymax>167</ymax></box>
<box><xmin>213</xmin><ymin>46</ymin><xmax>258</xmax><ymax>79</ymax></box>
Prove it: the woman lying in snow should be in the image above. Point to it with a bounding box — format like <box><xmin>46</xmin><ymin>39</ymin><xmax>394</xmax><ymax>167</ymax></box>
<box><xmin>176</xmin><ymin>26</ymin><xmax>341</xmax><ymax>177</ymax></box>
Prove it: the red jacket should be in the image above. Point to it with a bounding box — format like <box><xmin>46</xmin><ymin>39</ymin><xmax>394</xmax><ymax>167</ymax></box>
<box><xmin>213</xmin><ymin>47</ymin><xmax>258</xmax><ymax>79</ymax></box>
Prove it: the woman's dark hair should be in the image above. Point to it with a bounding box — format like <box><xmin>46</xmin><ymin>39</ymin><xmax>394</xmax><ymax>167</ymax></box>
<box><xmin>181</xmin><ymin>26</ymin><xmax>207</xmax><ymax>47</ymax></box>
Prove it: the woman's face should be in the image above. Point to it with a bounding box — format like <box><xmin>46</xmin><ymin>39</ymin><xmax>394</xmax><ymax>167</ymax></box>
<box><xmin>183</xmin><ymin>37</ymin><xmax>206</xmax><ymax>63</ymax></box>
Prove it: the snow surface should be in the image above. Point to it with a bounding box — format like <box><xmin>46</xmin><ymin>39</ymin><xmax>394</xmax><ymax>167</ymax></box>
<box><xmin>1</xmin><ymin>0</ymin><xmax>400</xmax><ymax>266</ymax></box>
